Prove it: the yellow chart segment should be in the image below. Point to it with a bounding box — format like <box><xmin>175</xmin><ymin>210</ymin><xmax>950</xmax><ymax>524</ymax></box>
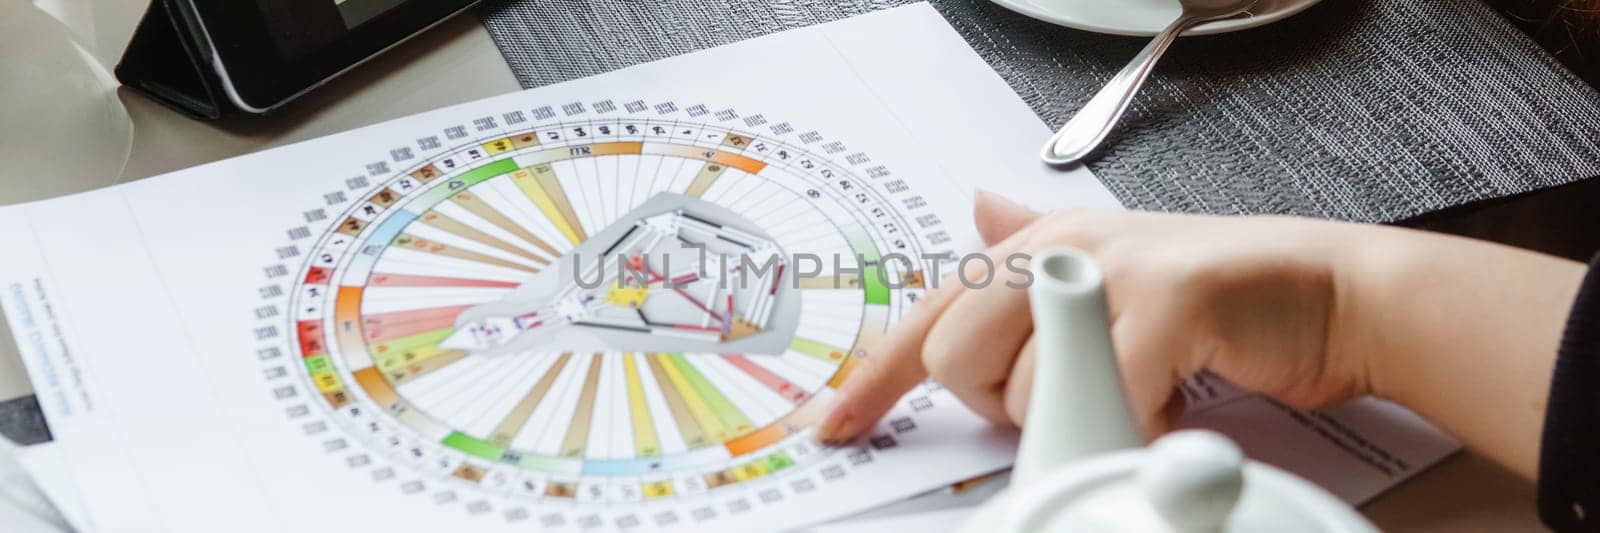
<box><xmin>643</xmin><ymin>354</ymin><xmax>710</xmax><ymax>448</ymax></box>
<box><xmin>623</xmin><ymin>354</ymin><xmax>662</xmax><ymax>457</ymax></box>
<box><xmin>511</xmin><ymin>166</ymin><xmax>588</xmax><ymax>244</ymax></box>
<box><xmin>653</xmin><ymin>353</ymin><xmax>733</xmax><ymax>442</ymax></box>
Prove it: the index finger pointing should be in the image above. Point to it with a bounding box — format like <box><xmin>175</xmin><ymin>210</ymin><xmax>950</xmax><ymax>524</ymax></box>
<box><xmin>814</xmin><ymin>279</ymin><xmax>964</xmax><ymax>443</ymax></box>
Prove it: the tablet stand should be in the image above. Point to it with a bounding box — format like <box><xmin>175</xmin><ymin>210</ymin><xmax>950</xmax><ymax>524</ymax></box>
<box><xmin>115</xmin><ymin>0</ymin><xmax>239</xmax><ymax>120</ymax></box>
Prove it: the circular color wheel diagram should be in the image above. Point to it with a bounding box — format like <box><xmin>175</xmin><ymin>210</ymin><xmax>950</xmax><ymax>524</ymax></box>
<box><xmin>284</xmin><ymin>116</ymin><xmax>937</xmax><ymax>508</ymax></box>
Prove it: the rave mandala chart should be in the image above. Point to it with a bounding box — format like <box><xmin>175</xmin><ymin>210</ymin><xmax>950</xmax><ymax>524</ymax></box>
<box><xmin>257</xmin><ymin>99</ymin><xmax>956</xmax><ymax>528</ymax></box>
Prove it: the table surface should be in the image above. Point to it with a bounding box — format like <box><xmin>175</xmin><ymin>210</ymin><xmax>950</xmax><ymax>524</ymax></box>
<box><xmin>0</xmin><ymin>1</ymin><xmax>1545</xmax><ymax>530</ymax></box>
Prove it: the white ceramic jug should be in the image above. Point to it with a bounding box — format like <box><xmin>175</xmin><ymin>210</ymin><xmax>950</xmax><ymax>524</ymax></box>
<box><xmin>957</xmin><ymin>247</ymin><xmax>1377</xmax><ymax>533</ymax></box>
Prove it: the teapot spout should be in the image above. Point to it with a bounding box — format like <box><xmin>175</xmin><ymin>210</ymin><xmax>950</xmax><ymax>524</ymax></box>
<box><xmin>1014</xmin><ymin>247</ymin><xmax>1142</xmax><ymax>487</ymax></box>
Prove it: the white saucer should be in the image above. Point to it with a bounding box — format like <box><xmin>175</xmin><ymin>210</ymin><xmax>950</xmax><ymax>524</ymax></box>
<box><xmin>989</xmin><ymin>0</ymin><xmax>1324</xmax><ymax>36</ymax></box>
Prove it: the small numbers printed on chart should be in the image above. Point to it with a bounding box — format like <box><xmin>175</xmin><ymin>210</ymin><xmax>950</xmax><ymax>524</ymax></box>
<box><xmin>255</xmin><ymin>326</ymin><xmax>279</xmax><ymax>340</ymax></box>
<box><xmin>847</xmin><ymin>448</ymin><xmax>874</xmax><ymax>465</ymax></box>
<box><xmin>790</xmin><ymin>478</ymin><xmax>816</xmax><ymax>493</ymax></box>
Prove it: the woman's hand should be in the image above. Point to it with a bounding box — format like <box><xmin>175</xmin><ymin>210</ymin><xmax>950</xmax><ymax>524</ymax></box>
<box><xmin>816</xmin><ymin>191</ymin><xmax>1585</xmax><ymax>480</ymax></box>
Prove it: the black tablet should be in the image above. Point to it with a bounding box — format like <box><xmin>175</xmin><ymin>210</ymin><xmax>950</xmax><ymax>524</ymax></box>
<box><xmin>179</xmin><ymin>0</ymin><xmax>480</xmax><ymax>112</ymax></box>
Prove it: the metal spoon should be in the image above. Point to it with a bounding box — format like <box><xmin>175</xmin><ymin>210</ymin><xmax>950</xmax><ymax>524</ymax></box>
<box><xmin>1041</xmin><ymin>0</ymin><xmax>1259</xmax><ymax>165</ymax></box>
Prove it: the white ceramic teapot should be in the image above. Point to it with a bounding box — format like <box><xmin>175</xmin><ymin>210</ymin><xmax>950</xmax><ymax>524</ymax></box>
<box><xmin>957</xmin><ymin>248</ymin><xmax>1377</xmax><ymax>533</ymax></box>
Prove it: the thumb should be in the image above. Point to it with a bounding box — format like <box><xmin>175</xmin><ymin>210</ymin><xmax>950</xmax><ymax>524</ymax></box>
<box><xmin>974</xmin><ymin>190</ymin><xmax>1042</xmax><ymax>245</ymax></box>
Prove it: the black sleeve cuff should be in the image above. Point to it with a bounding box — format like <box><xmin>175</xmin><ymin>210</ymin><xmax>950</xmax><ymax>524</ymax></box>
<box><xmin>1539</xmin><ymin>252</ymin><xmax>1600</xmax><ymax>531</ymax></box>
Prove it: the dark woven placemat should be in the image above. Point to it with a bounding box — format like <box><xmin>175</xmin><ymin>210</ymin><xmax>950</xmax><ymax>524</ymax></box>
<box><xmin>476</xmin><ymin>0</ymin><xmax>1600</xmax><ymax>223</ymax></box>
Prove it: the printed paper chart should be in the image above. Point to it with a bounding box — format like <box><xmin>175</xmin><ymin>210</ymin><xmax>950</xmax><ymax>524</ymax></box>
<box><xmin>270</xmin><ymin>104</ymin><xmax>954</xmax><ymax>529</ymax></box>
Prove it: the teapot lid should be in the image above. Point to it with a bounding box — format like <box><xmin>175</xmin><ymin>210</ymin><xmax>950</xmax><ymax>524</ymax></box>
<box><xmin>998</xmin><ymin>430</ymin><xmax>1376</xmax><ymax>533</ymax></box>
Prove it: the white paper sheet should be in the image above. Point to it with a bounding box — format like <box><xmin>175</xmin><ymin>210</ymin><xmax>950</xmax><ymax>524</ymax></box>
<box><xmin>0</xmin><ymin>4</ymin><xmax>1457</xmax><ymax>532</ymax></box>
<box><xmin>0</xmin><ymin>5</ymin><xmax>1107</xmax><ymax>532</ymax></box>
<box><xmin>0</xmin><ymin>438</ymin><xmax>72</xmax><ymax>533</ymax></box>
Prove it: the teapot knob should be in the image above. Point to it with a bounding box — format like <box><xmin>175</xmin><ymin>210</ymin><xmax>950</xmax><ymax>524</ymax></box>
<box><xmin>1139</xmin><ymin>430</ymin><xmax>1245</xmax><ymax>533</ymax></box>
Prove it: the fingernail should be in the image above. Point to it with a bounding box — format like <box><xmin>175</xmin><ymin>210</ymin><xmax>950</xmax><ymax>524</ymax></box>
<box><xmin>813</xmin><ymin>403</ymin><xmax>854</xmax><ymax>444</ymax></box>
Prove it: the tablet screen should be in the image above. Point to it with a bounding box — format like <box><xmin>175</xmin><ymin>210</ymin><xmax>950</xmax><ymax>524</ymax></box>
<box><xmin>257</xmin><ymin>0</ymin><xmax>408</xmax><ymax>61</ymax></box>
<box><xmin>187</xmin><ymin>0</ymin><xmax>478</xmax><ymax>110</ymax></box>
<box><xmin>335</xmin><ymin>0</ymin><xmax>408</xmax><ymax>27</ymax></box>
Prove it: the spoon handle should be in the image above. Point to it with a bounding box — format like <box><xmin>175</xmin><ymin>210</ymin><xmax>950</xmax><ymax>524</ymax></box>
<box><xmin>1041</xmin><ymin>15</ymin><xmax>1204</xmax><ymax>165</ymax></box>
